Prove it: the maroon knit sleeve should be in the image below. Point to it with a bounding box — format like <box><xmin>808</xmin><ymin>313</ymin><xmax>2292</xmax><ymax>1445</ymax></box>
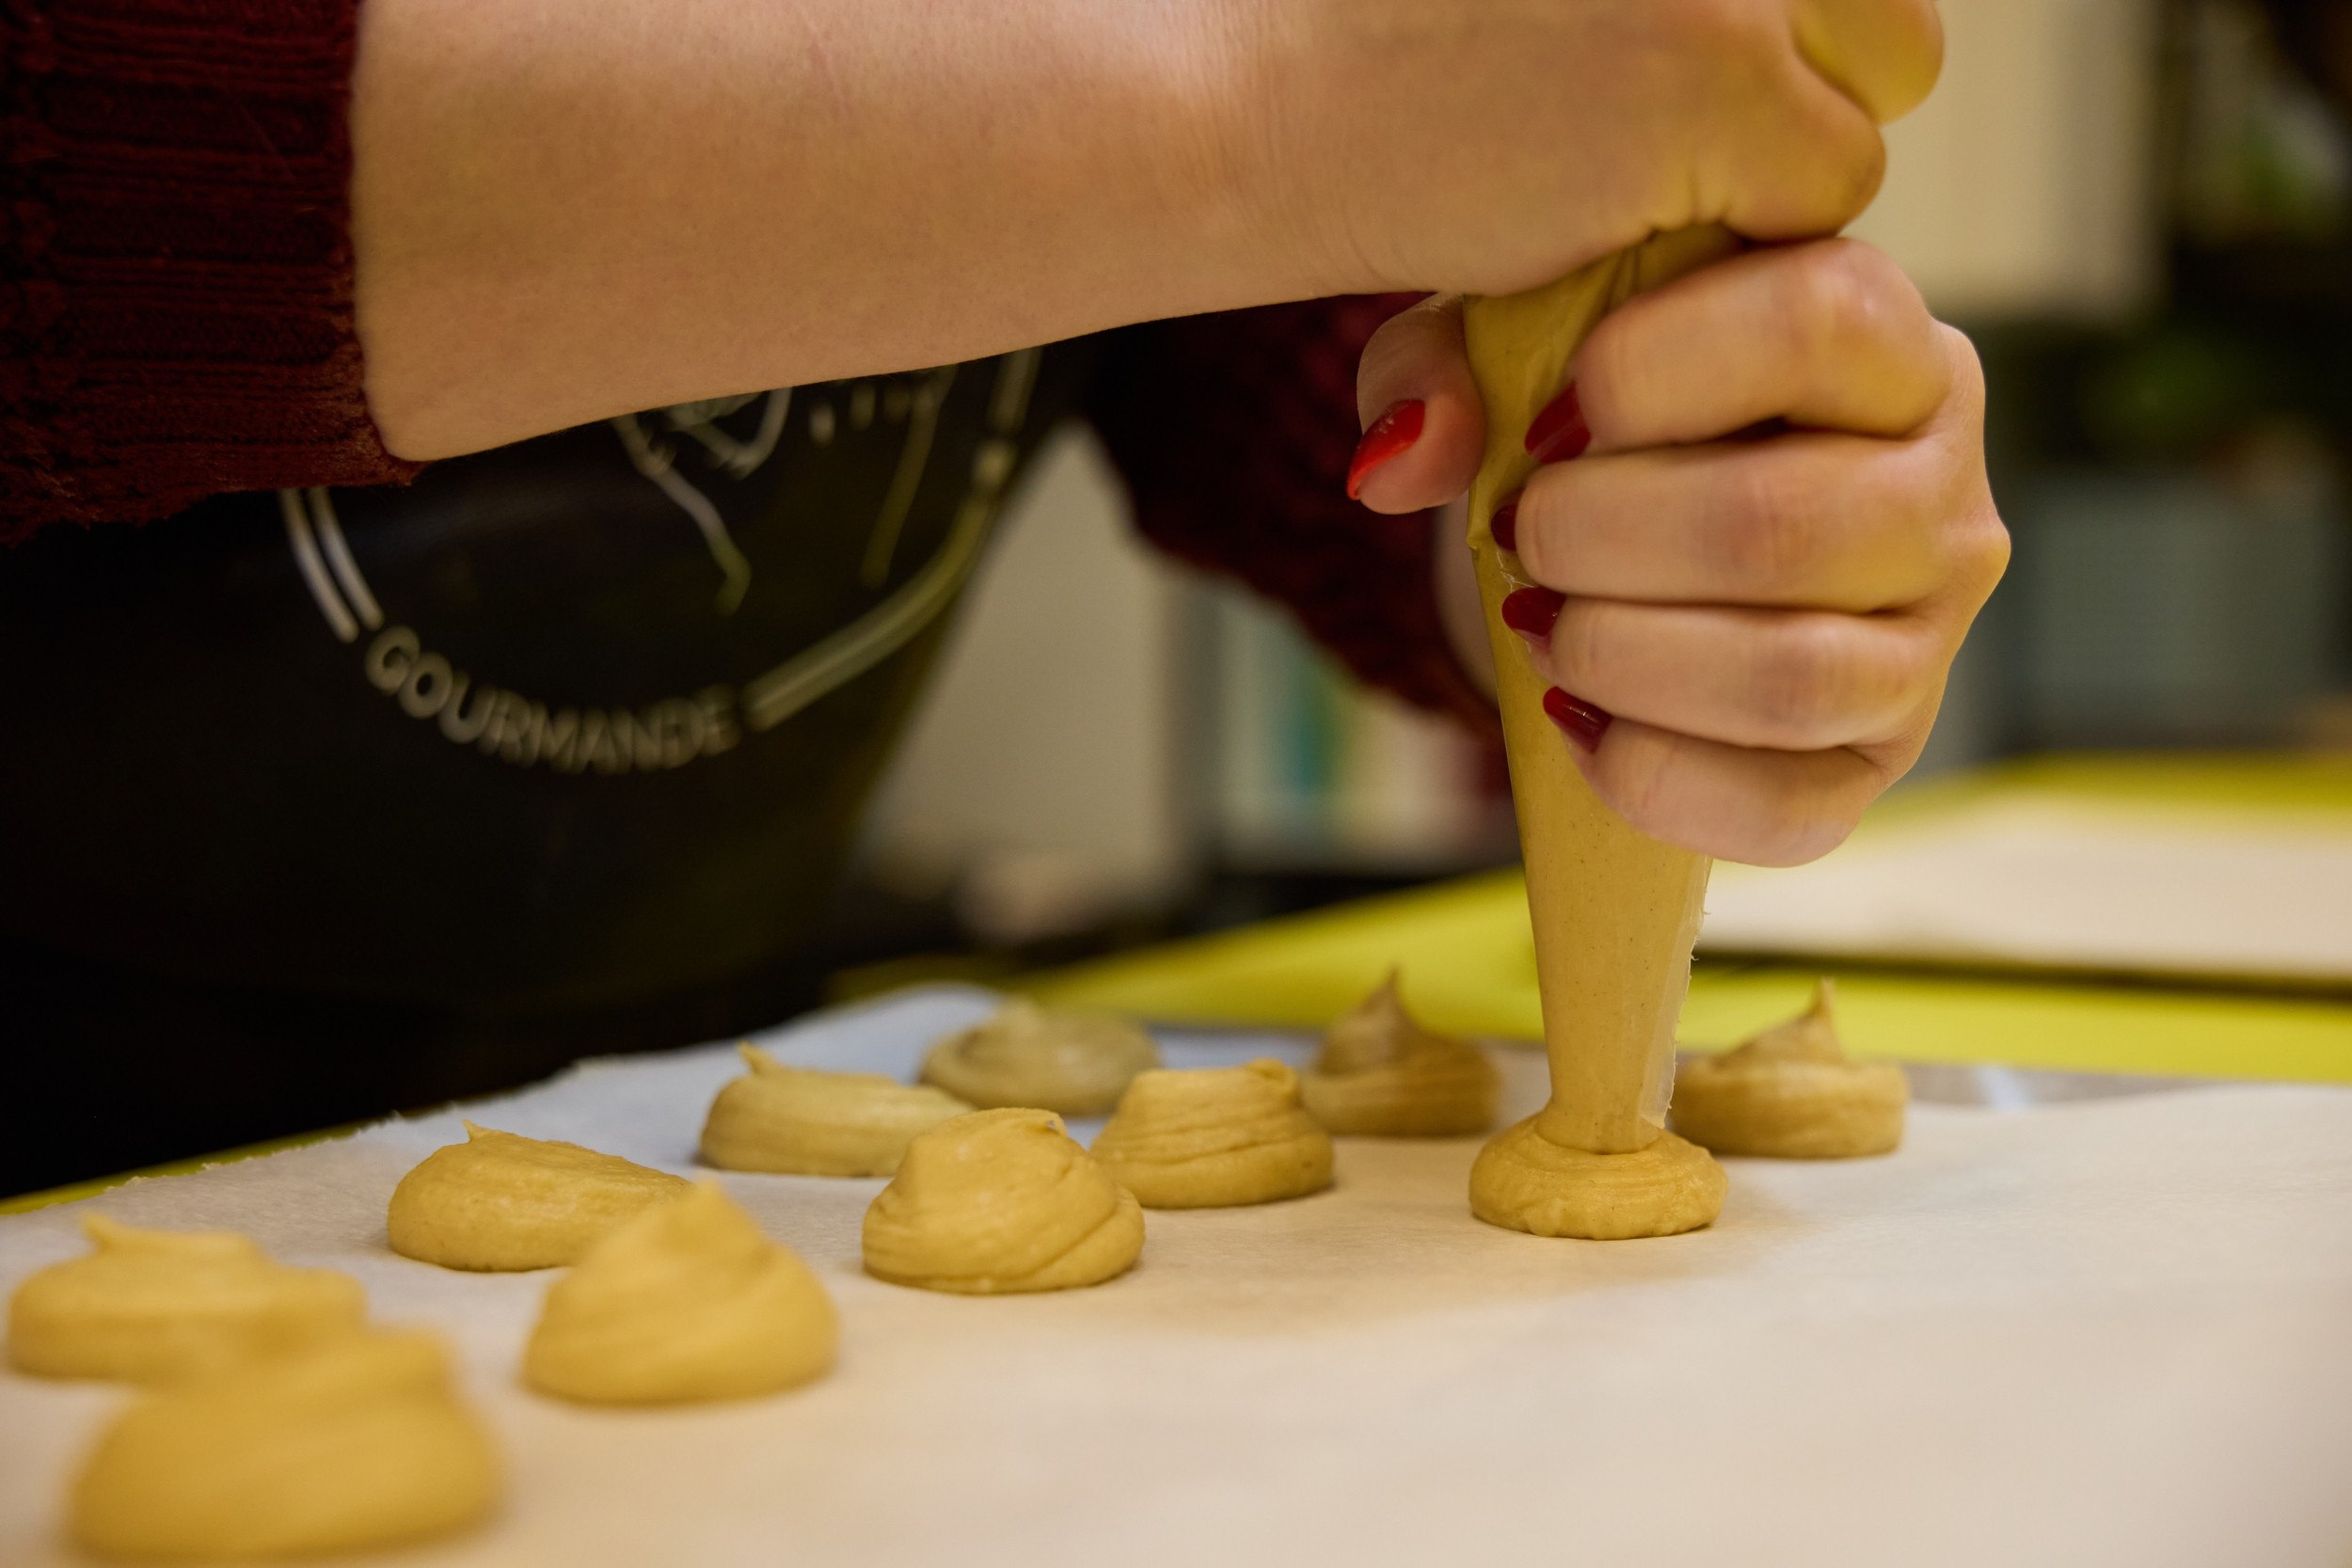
<box><xmin>0</xmin><ymin>0</ymin><xmax>419</xmax><ymax>539</ymax></box>
<box><xmin>1083</xmin><ymin>295</ymin><xmax>1494</xmax><ymax>733</ymax></box>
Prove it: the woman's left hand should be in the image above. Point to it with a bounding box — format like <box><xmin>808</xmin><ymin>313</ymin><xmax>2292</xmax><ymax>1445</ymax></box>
<box><xmin>1349</xmin><ymin>238</ymin><xmax>2010</xmax><ymax>866</ymax></box>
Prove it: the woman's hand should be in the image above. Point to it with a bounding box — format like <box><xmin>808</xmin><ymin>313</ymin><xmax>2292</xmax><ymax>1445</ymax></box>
<box><xmin>1350</xmin><ymin>240</ymin><xmax>2010</xmax><ymax>866</ymax></box>
<box><xmin>1243</xmin><ymin>0</ymin><xmax>1943</xmax><ymax>297</ymax></box>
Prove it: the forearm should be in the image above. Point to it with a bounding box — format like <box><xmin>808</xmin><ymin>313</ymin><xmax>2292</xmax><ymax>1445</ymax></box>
<box><xmin>351</xmin><ymin>0</ymin><xmax>1308</xmax><ymax>458</ymax></box>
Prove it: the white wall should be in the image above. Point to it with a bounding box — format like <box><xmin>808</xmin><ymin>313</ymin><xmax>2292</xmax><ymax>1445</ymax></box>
<box><xmin>1851</xmin><ymin>0</ymin><xmax>2164</xmax><ymax>320</ymax></box>
<box><xmin>858</xmin><ymin>429</ymin><xmax>1189</xmax><ymax>941</ymax></box>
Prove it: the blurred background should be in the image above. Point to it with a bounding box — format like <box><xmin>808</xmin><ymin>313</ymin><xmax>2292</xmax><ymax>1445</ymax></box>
<box><xmin>832</xmin><ymin>0</ymin><xmax>2352</xmax><ymax>987</ymax></box>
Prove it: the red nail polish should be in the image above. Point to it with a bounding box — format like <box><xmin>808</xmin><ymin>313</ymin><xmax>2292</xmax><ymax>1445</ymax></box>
<box><xmin>1542</xmin><ymin>688</ymin><xmax>1612</xmax><ymax>751</ymax></box>
<box><xmin>1524</xmin><ymin>383</ymin><xmax>1590</xmax><ymax>464</ymax></box>
<box><xmin>1490</xmin><ymin>496</ymin><xmax>1520</xmax><ymax>552</ymax></box>
<box><xmin>1501</xmin><ymin>587</ymin><xmax>1565</xmax><ymax>641</ymax></box>
<box><xmin>1346</xmin><ymin>399</ymin><xmax>1425</xmax><ymax>499</ymax></box>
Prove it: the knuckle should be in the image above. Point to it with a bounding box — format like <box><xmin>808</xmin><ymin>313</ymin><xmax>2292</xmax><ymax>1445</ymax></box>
<box><xmin>1547</xmin><ymin>596</ymin><xmax>1607</xmax><ymax>686</ymax></box>
<box><xmin>1572</xmin><ymin>325</ymin><xmax>1645</xmax><ymax>442</ymax></box>
<box><xmin>1747</xmin><ymin>617</ymin><xmax>1862</xmax><ymax>744</ymax></box>
<box><xmin>1781</xmin><ymin>240</ymin><xmax>1886</xmax><ymax>367</ymax></box>
<box><xmin>1719</xmin><ymin>461</ymin><xmax>1817</xmax><ymax>593</ymax></box>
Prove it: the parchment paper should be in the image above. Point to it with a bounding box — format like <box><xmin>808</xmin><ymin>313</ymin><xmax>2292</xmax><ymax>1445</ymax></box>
<box><xmin>6</xmin><ymin>986</ymin><xmax>2351</xmax><ymax>1568</ymax></box>
<box><xmin>1702</xmin><ymin>796</ymin><xmax>2352</xmax><ymax>983</ymax></box>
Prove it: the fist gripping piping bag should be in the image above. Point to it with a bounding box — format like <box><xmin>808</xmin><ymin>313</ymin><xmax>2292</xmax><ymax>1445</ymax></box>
<box><xmin>1462</xmin><ymin>228</ymin><xmax>1735</xmax><ymax>1240</ymax></box>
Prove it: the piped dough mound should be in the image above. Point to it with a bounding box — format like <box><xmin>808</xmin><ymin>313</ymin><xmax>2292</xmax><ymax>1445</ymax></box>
<box><xmin>863</xmin><ymin>1109</ymin><xmax>1143</xmax><ymax>1293</ymax></box>
<box><xmin>1469</xmin><ymin>1120</ymin><xmax>1725</xmax><ymax>1240</ymax></box>
<box><xmin>1090</xmin><ymin>1060</ymin><xmax>1334</xmax><ymax>1210</ymax></box>
<box><xmin>1300</xmin><ymin>971</ymin><xmax>1500</xmax><ymax>1137</ymax></box>
<box><xmin>388</xmin><ymin>1122</ymin><xmax>690</xmax><ymax>1272</ymax></box>
<box><xmin>8</xmin><ymin>1215</ymin><xmax>365</xmax><ymax>1384</ymax></box>
<box><xmin>1670</xmin><ymin>980</ymin><xmax>1907</xmax><ymax>1159</ymax></box>
<box><xmin>525</xmin><ymin>1179</ymin><xmax>836</xmax><ymax>1404</ymax></box>
<box><xmin>701</xmin><ymin>1044</ymin><xmax>974</xmax><ymax>1177</ymax></box>
<box><xmin>71</xmin><ymin>1328</ymin><xmax>501</xmax><ymax>1561</ymax></box>
<box><xmin>919</xmin><ymin>998</ymin><xmax>1161</xmax><ymax>1116</ymax></box>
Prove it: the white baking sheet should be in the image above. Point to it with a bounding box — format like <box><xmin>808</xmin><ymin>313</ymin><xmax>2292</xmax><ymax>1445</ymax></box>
<box><xmin>1699</xmin><ymin>795</ymin><xmax>2352</xmax><ymax>983</ymax></box>
<box><xmin>5</xmin><ymin>986</ymin><xmax>2351</xmax><ymax>1568</ymax></box>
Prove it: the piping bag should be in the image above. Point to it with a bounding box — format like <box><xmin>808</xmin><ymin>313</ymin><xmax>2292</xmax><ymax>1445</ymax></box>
<box><xmin>1462</xmin><ymin>227</ymin><xmax>1737</xmax><ymax>1239</ymax></box>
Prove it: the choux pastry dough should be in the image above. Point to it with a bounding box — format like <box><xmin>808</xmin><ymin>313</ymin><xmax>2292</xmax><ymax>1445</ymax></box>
<box><xmin>1300</xmin><ymin>971</ymin><xmax>1500</xmax><ymax>1136</ymax></box>
<box><xmin>1469</xmin><ymin>1121</ymin><xmax>1727</xmax><ymax>1241</ymax></box>
<box><xmin>524</xmin><ymin>1180</ymin><xmax>837</xmax><ymax>1404</ymax></box>
<box><xmin>70</xmin><ymin>1328</ymin><xmax>501</xmax><ymax>1560</ymax></box>
<box><xmin>8</xmin><ymin>1215</ymin><xmax>366</xmax><ymax>1385</ymax></box>
<box><xmin>863</xmin><ymin>1108</ymin><xmax>1143</xmax><ymax>1293</ymax></box>
<box><xmin>387</xmin><ymin>1122</ymin><xmax>689</xmax><ymax>1272</ymax></box>
<box><xmin>1090</xmin><ymin>1060</ymin><xmax>1334</xmax><ymax>1210</ymax></box>
<box><xmin>1671</xmin><ymin>980</ymin><xmax>1908</xmax><ymax>1159</ymax></box>
<box><xmin>1459</xmin><ymin>230</ymin><xmax>1740</xmax><ymax>1241</ymax></box>
<box><xmin>919</xmin><ymin>997</ymin><xmax>1161</xmax><ymax>1116</ymax></box>
<box><xmin>700</xmin><ymin>1044</ymin><xmax>974</xmax><ymax>1177</ymax></box>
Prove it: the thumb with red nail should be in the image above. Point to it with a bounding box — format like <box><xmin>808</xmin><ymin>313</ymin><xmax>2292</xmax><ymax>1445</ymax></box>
<box><xmin>1350</xmin><ymin>241</ymin><xmax>2008</xmax><ymax>868</ymax></box>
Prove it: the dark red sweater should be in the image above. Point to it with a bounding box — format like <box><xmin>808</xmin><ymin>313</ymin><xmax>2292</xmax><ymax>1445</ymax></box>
<box><xmin>0</xmin><ymin>0</ymin><xmax>1486</xmax><ymax>727</ymax></box>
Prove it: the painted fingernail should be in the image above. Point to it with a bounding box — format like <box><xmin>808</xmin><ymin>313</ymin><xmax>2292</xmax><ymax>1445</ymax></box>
<box><xmin>1500</xmin><ymin>587</ymin><xmax>1565</xmax><ymax>642</ymax></box>
<box><xmin>1489</xmin><ymin>495</ymin><xmax>1520</xmax><ymax>552</ymax></box>
<box><xmin>1346</xmin><ymin>399</ymin><xmax>1425</xmax><ymax>499</ymax></box>
<box><xmin>1542</xmin><ymin>687</ymin><xmax>1612</xmax><ymax>751</ymax></box>
<box><xmin>1524</xmin><ymin>382</ymin><xmax>1590</xmax><ymax>464</ymax></box>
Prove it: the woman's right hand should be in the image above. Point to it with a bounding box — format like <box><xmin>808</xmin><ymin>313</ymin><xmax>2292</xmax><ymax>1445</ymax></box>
<box><xmin>1232</xmin><ymin>0</ymin><xmax>1943</xmax><ymax>298</ymax></box>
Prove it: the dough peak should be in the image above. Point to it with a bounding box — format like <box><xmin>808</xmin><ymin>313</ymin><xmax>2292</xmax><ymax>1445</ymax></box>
<box><xmin>1091</xmin><ymin>1060</ymin><xmax>1334</xmax><ymax>1209</ymax></box>
<box><xmin>8</xmin><ymin>1214</ymin><xmax>366</xmax><ymax>1384</ymax></box>
<box><xmin>863</xmin><ymin>1108</ymin><xmax>1143</xmax><ymax>1293</ymax></box>
<box><xmin>1670</xmin><ymin>980</ymin><xmax>1908</xmax><ymax>1159</ymax></box>
<box><xmin>388</xmin><ymin>1123</ymin><xmax>690</xmax><ymax>1272</ymax></box>
<box><xmin>526</xmin><ymin>1180</ymin><xmax>837</xmax><ymax>1404</ymax></box>
<box><xmin>919</xmin><ymin>997</ymin><xmax>1161</xmax><ymax>1116</ymax></box>
<box><xmin>700</xmin><ymin>1044</ymin><xmax>973</xmax><ymax>1177</ymax></box>
<box><xmin>71</xmin><ymin>1327</ymin><xmax>501</xmax><ymax>1560</ymax></box>
<box><xmin>1302</xmin><ymin>970</ymin><xmax>1500</xmax><ymax>1137</ymax></box>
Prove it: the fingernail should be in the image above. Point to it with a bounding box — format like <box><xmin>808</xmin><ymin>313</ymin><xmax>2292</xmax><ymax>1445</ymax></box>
<box><xmin>1489</xmin><ymin>495</ymin><xmax>1520</xmax><ymax>552</ymax></box>
<box><xmin>1542</xmin><ymin>687</ymin><xmax>1612</xmax><ymax>751</ymax></box>
<box><xmin>1500</xmin><ymin>587</ymin><xmax>1565</xmax><ymax>643</ymax></box>
<box><xmin>1346</xmin><ymin>399</ymin><xmax>1425</xmax><ymax>499</ymax></box>
<box><xmin>1524</xmin><ymin>383</ymin><xmax>1590</xmax><ymax>464</ymax></box>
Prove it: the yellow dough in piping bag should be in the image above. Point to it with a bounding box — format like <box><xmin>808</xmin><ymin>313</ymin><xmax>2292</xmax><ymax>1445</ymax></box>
<box><xmin>388</xmin><ymin>1122</ymin><xmax>690</xmax><ymax>1272</ymax></box>
<box><xmin>1671</xmin><ymin>979</ymin><xmax>1907</xmax><ymax>1158</ymax></box>
<box><xmin>863</xmin><ymin>1108</ymin><xmax>1143</xmax><ymax>1293</ymax></box>
<box><xmin>525</xmin><ymin>1180</ymin><xmax>837</xmax><ymax>1404</ymax></box>
<box><xmin>8</xmin><ymin>1215</ymin><xmax>366</xmax><ymax>1385</ymax></box>
<box><xmin>1091</xmin><ymin>1060</ymin><xmax>1333</xmax><ymax>1209</ymax></box>
<box><xmin>1301</xmin><ymin>969</ymin><xmax>1500</xmax><ymax>1137</ymax></box>
<box><xmin>920</xmin><ymin>997</ymin><xmax>1163</xmax><ymax>1116</ymax></box>
<box><xmin>70</xmin><ymin>1327</ymin><xmax>501</xmax><ymax>1561</ymax></box>
<box><xmin>700</xmin><ymin>1043</ymin><xmax>974</xmax><ymax>1177</ymax></box>
<box><xmin>1463</xmin><ymin>228</ymin><xmax>1739</xmax><ymax>1240</ymax></box>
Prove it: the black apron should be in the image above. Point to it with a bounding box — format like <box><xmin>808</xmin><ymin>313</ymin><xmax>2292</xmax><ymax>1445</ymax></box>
<box><xmin>0</xmin><ymin>343</ymin><xmax>1092</xmax><ymax>1193</ymax></box>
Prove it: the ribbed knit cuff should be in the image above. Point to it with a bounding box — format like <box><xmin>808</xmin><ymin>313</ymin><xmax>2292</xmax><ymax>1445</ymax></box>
<box><xmin>1</xmin><ymin>0</ymin><xmax>420</xmax><ymax>538</ymax></box>
<box><xmin>1085</xmin><ymin>295</ymin><xmax>1498</xmax><ymax>735</ymax></box>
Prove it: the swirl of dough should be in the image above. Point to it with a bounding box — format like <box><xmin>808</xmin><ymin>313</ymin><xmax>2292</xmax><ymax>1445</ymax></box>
<box><xmin>1670</xmin><ymin>980</ymin><xmax>1907</xmax><ymax>1159</ymax></box>
<box><xmin>863</xmin><ymin>1109</ymin><xmax>1143</xmax><ymax>1293</ymax></box>
<box><xmin>1091</xmin><ymin>1060</ymin><xmax>1334</xmax><ymax>1210</ymax></box>
<box><xmin>8</xmin><ymin>1215</ymin><xmax>366</xmax><ymax>1384</ymax></box>
<box><xmin>919</xmin><ymin>998</ymin><xmax>1162</xmax><ymax>1116</ymax></box>
<box><xmin>1300</xmin><ymin>972</ymin><xmax>1501</xmax><ymax>1137</ymax></box>
<box><xmin>71</xmin><ymin>1328</ymin><xmax>501</xmax><ymax>1560</ymax></box>
<box><xmin>525</xmin><ymin>1180</ymin><xmax>837</xmax><ymax>1404</ymax></box>
<box><xmin>388</xmin><ymin>1122</ymin><xmax>690</xmax><ymax>1272</ymax></box>
<box><xmin>1469</xmin><ymin>1120</ymin><xmax>1726</xmax><ymax>1239</ymax></box>
<box><xmin>700</xmin><ymin>1044</ymin><xmax>974</xmax><ymax>1177</ymax></box>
